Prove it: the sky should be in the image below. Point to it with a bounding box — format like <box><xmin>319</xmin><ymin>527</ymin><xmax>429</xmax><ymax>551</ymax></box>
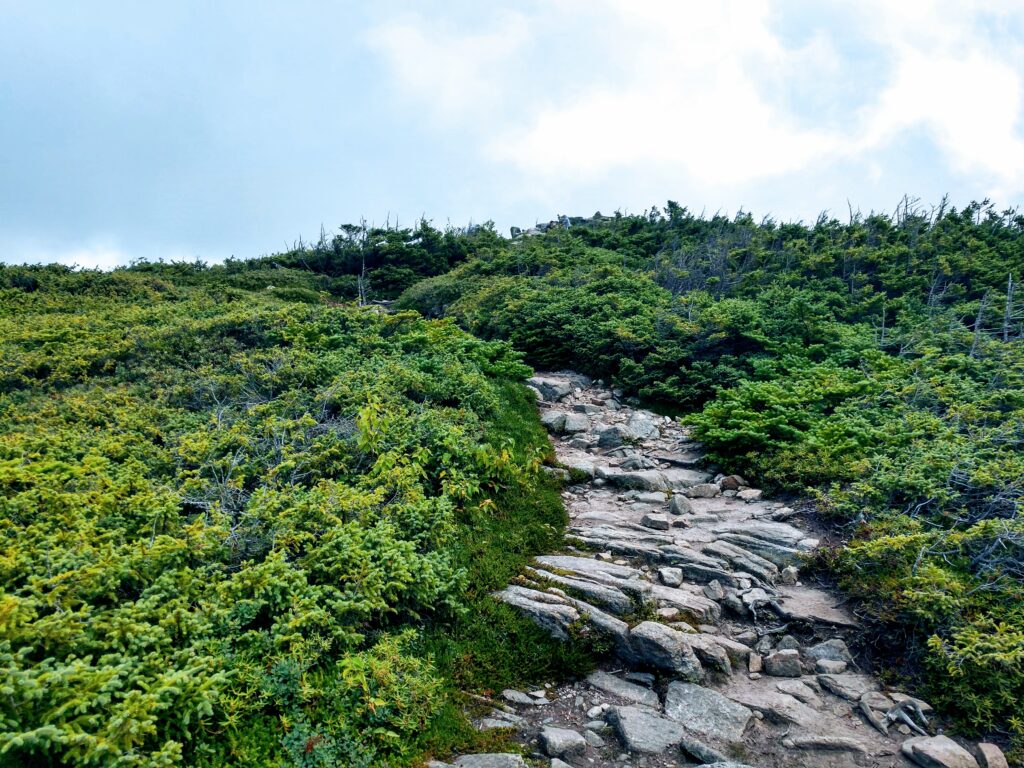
<box><xmin>3</xmin><ymin>1</ymin><xmax>1024</xmax><ymax>268</ymax></box>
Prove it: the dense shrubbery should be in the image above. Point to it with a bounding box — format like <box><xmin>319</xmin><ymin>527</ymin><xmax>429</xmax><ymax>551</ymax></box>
<box><xmin>398</xmin><ymin>200</ymin><xmax>1024</xmax><ymax>746</ymax></box>
<box><xmin>0</xmin><ymin>270</ymin><xmax>590</xmax><ymax>767</ymax></box>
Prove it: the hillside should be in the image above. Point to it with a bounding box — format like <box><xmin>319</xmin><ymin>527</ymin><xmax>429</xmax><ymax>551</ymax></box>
<box><xmin>0</xmin><ymin>198</ymin><xmax>1022</xmax><ymax>766</ymax></box>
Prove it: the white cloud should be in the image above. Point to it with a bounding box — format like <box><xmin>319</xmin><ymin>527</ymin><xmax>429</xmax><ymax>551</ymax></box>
<box><xmin>365</xmin><ymin>10</ymin><xmax>532</xmax><ymax>121</ymax></box>
<box><xmin>369</xmin><ymin>0</ymin><xmax>1024</xmax><ymax>201</ymax></box>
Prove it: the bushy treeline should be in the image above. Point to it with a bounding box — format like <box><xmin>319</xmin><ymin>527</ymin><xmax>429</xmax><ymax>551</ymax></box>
<box><xmin>0</xmin><ymin>270</ymin><xmax>592</xmax><ymax>767</ymax></box>
<box><xmin>398</xmin><ymin>200</ymin><xmax>1024</xmax><ymax>747</ymax></box>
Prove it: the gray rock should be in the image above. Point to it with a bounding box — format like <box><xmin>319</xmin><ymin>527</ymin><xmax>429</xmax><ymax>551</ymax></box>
<box><xmin>560</xmin><ymin>457</ymin><xmax>596</xmax><ymax>477</ymax></box>
<box><xmin>780</xmin><ymin>565</ymin><xmax>799</xmax><ymax>585</ymax></box>
<box><xmin>597</xmin><ymin>424</ymin><xmax>642</xmax><ymax>447</ymax></box>
<box><xmin>624</xmin><ymin>671</ymin><xmax>655</xmax><ymax>687</ymax></box>
<box><xmin>539</xmin><ymin>410</ymin><xmax>567</xmax><ymax>433</ymax></box>
<box><xmin>765</xmin><ymin>649</ymin><xmax>802</xmax><ymax>677</ymax></box>
<box><xmin>539</xmin><ymin>726</ymin><xmax>586</xmax><ymax>758</ymax></box>
<box><xmin>686</xmin><ymin>482</ymin><xmax>721</xmax><ymax>498</ymax></box>
<box><xmin>625</xmin><ymin>621</ymin><xmax>703</xmax><ymax>681</ymax></box>
<box><xmin>583</xmin><ymin>729</ymin><xmax>605</xmax><ymax>747</ymax></box>
<box><xmin>636</xmin><ymin>491</ymin><xmax>668</xmax><ymax>503</ymax></box>
<box><xmin>659</xmin><ymin>566</ymin><xmax>683</xmax><ymax>587</ymax></box>
<box><xmin>562</xmin><ymin>413</ymin><xmax>591</xmax><ymax>434</ymax></box>
<box><xmin>682</xmin><ymin>633</ymin><xmax>734</xmax><ymax>674</ymax></box>
<box><xmin>626</xmin><ymin>412</ymin><xmax>661</xmax><ymax>439</ymax></box>
<box><xmin>477</xmin><ymin>718</ymin><xmax>518</xmax><ymax>730</ymax></box>
<box><xmin>817</xmin><ymin>673</ymin><xmax>878</xmax><ymax>702</ymax></box>
<box><xmin>775</xmin><ymin>679</ymin><xmax>822</xmax><ymax>707</ymax></box>
<box><xmin>737</xmin><ymin>488</ymin><xmax>763</xmax><ymax>502</ymax></box>
<box><xmin>703</xmin><ymin>580</ymin><xmax>726</xmax><ymax>600</ymax></box>
<box><xmin>701</xmin><ymin>764</ymin><xmax>757</xmax><ymax>768</ymax></box>
<box><xmin>976</xmin><ymin>743</ymin><xmax>1009</xmax><ymax>768</ymax></box>
<box><xmin>549</xmin><ymin>760</ymin><xmax>573</xmax><ymax>768</ymax></box>
<box><xmin>805</xmin><ymin>638</ymin><xmax>854</xmax><ymax>665</ymax></box>
<box><xmin>529</xmin><ymin>376</ymin><xmax>572</xmax><ymax>401</ymax></box>
<box><xmin>776</xmin><ymin>634</ymin><xmax>801</xmax><ymax>651</ymax></box>
<box><xmin>669</xmin><ymin>495</ymin><xmax>693</xmax><ymax>515</ymax></box>
<box><xmin>454</xmin><ymin>755</ymin><xmax>527</xmax><ymax>768</ymax></box>
<box><xmin>815</xmin><ymin>659</ymin><xmax>847</xmax><ymax>674</ymax></box>
<box><xmin>726</xmin><ymin>689</ymin><xmax>820</xmax><ymax>728</ymax></box>
<box><xmin>502</xmin><ymin>688</ymin><xmax>542</xmax><ymax>706</ymax></box>
<box><xmin>640</xmin><ymin>513</ymin><xmax>670</xmax><ymax>530</ymax></box>
<box><xmin>586</xmin><ymin>670</ymin><xmax>660</xmax><ymax>708</ymax></box>
<box><xmin>606</xmin><ymin>706</ymin><xmax>687</xmax><ymax>753</ymax></box>
<box><xmin>663</xmin><ymin>682</ymin><xmax>753</xmax><ymax>745</ymax></box>
<box><xmin>494</xmin><ymin>586</ymin><xmax>579</xmax><ymax>640</ymax></box>
<box><xmin>902</xmin><ymin>736</ymin><xmax>979</xmax><ymax>768</ymax></box>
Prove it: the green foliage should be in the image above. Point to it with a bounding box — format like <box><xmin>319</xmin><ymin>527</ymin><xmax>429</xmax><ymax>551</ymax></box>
<box><xmin>0</xmin><ymin>275</ymin><xmax>588</xmax><ymax>767</ymax></box>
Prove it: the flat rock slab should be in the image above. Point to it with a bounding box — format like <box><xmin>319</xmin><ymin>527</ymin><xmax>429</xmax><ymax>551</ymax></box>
<box><xmin>817</xmin><ymin>673</ymin><xmax>879</xmax><ymax>702</ymax></box>
<box><xmin>775</xmin><ymin>679</ymin><xmax>823</xmax><ymax>708</ymax></box>
<box><xmin>902</xmin><ymin>736</ymin><xmax>980</xmax><ymax>768</ymax></box>
<box><xmin>773</xmin><ymin>585</ymin><xmax>859</xmax><ymax>627</ymax></box>
<box><xmin>586</xmin><ymin>670</ymin><xmax>660</xmax><ymax>708</ymax></box>
<box><xmin>454</xmin><ymin>755</ymin><xmax>527</xmax><ymax>768</ymax></box>
<box><xmin>663</xmin><ymin>682</ymin><xmax>753</xmax><ymax>745</ymax></box>
<box><xmin>725</xmin><ymin>689</ymin><xmax>821</xmax><ymax>728</ymax></box>
<box><xmin>607</xmin><ymin>705</ymin><xmax>687</xmax><ymax>753</ymax></box>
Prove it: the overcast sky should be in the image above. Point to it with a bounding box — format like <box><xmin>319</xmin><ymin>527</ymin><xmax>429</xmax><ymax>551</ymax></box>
<box><xmin>3</xmin><ymin>0</ymin><xmax>1024</xmax><ymax>268</ymax></box>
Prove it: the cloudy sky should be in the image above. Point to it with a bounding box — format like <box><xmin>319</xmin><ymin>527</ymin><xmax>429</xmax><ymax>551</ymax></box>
<box><xmin>3</xmin><ymin>1</ymin><xmax>1024</xmax><ymax>268</ymax></box>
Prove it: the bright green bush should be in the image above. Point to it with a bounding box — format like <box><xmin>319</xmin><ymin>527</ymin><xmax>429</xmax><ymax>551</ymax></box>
<box><xmin>0</xmin><ymin>277</ymin><xmax>584</xmax><ymax>767</ymax></box>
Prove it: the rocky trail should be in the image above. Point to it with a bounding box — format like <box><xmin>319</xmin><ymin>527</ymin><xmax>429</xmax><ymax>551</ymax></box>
<box><xmin>434</xmin><ymin>373</ymin><xmax>1008</xmax><ymax>768</ymax></box>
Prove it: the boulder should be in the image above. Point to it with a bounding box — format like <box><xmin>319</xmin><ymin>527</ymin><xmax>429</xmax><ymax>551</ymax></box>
<box><xmin>805</xmin><ymin>638</ymin><xmax>854</xmax><ymax>665</ymax></box>
<box><xmin>686</xmin><ymin>483</ymin><xmax>721</xmax><ymax>498</ymax></box>
<box><xmin>640</xmin><ymin>513</ymin><xmax>670</xmax><ymax>530</ymax></box>
<box><xmin>625</xmin><ymin>621</ymin><xmax>703</xmax><ymax>680</ymax></box>
<box><xmin>902</xmin><ymin>736</ymin><xmax>980</xmax><ymax>768</ymax></box>
<box><xmin>659</xmin><ymin>567</ymin><xmax>683</xmax><ymax>587</ymax></box>
<box><xmin>562</xmin><ymin>413</ymin><xmax>591</xmax><ymax>434</ymax></box>
<box><xmin>528</xmin><ymin>376</ymin><xmax>572</xmax><ymax>401</ymax></box>
<box><xmin>606</xmin><ymin>706</ymin><xmax>687</xmax><ymax>753</ymax></box>
<box><xmin>737</xmin><ymin>488</ymin><xmax>763</xmax><ymax>502</ymax></box>
<box><xmin>586</xmin><ymin>670</ymin><xmax>659</xmax><ymax>708</ymax></box>
<box><xmin>663</xmin><ymin>682</ymin><xmax>753</xmax><ymax>745</ymax></box>
<box><xmin>976</xmin><ymin>743</ymin><xmax>1009</xmax><ymax>768</ymax></box>
<box><xmin>816</xmin><ymin>659</ymin><xmax>847</xmax><ymax>674</ymax></box>
<box><xmin>779</xmin><ymin>565</ymin><xmax>799</xmax><ymax>585</ymax></box>
<box><xmin>626</xmin><ymin>412</ymin><xmax>660</xmax><ymax>439</ymax></box>
<box><xmin>539</xmin><ymin>727</ymin><xmax>586</xmax><ymax>758</ymax></box>
<box><xmin>539</xmin><ymin>410</ymin><xmax>567</xmax><ymax>433</ymax></box>
<box><xmin>669</xmin><ymin>495</ymin><xmax>693</xmax><ymax>515</ymax></box>
<box><xmin>719</xmin><ymin>474</ymin><xmax>745</xmax><ymax>491</ymax></box>
<box><xmin>453</xmin><ymin>755</ymin><xmax>527</xmax><ymax>768</ymax></box>
<box><xmin>765</xmin><ymin>649</ymin><xmax>802</xmax><ymax>677</ymax></box>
